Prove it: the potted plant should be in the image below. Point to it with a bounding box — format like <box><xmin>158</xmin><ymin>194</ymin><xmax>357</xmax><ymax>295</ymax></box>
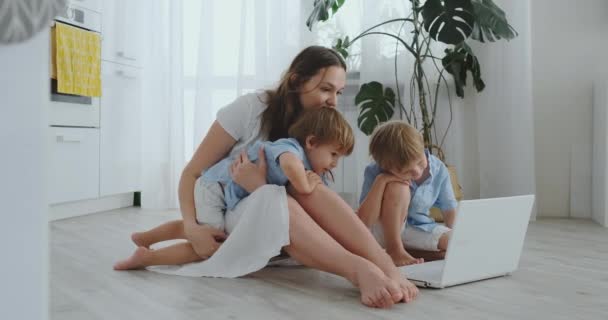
<box><xmin>306</xmin><ymin>0</ymin><xmax>517</xmax><ymax>154</ymax></box>
<box><xmin>307</xmin><ymin>0</ymin><xmax>518</xmax><ymax>218</ymax></box>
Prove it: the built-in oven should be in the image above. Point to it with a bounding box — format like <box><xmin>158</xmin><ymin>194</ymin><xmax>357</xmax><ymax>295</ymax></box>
<box><xmin>50</xmin><ymin>1</ymin><xmax>101</xmax><ymax>128</ymax></box>
<box><xmin>48</xmin><ymin>0</ymin><xmax>103</xmax><ymax>205</ymax></box>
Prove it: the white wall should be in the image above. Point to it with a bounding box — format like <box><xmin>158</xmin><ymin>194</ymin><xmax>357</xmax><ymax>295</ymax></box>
<box><xmin>0</xmin><ymin>32</ymin><xmax>49</xmax><ymax>319</ymax></box>
<box><xmin>531</xmin><ymin>0</ymin><xmax>608</xmax><ymax>217</ymax></box>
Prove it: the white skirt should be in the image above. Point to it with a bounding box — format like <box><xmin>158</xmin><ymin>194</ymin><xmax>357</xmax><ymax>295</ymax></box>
<box><xmin>148</xmin><ymin>184</ymin><xmax>290</xmax><ymax>278</ymax></box>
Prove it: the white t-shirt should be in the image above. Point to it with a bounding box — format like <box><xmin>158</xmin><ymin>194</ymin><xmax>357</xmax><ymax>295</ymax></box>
<box><xmin>216</xmin><ymin>91</ymin><xmax>268</xmax><ymax>158</ymax></box>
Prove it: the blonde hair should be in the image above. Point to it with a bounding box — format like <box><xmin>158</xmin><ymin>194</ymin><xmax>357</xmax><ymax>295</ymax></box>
<box><xmin>369</xmin><ymin>120</ymin><xmax>424</xmax><ymax>171</ymax></box>
<box><xmin>288</xmin><ymin>108</ymin><xmax>354</xmax><ymax>155</ymax></box>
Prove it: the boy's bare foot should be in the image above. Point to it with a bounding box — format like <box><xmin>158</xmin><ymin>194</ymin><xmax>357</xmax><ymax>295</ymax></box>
<box><xmin>113</xmin><ymin>247</ymin><xmax>150</xmax><ymax>270</ymax></box>
<box><xmin>131</xmin><ymin>232</ymin><xmax>149</xmax><ymax>248</ymax></box>
<box><xmin>350</xmin><ymin>258</ymin><xmax>403</xmax><ymax>308</ymax></box>
<box><xmin>387</xmin><ymin>247</ymin><xmax>424</xmax><ymax>266</ymax></box>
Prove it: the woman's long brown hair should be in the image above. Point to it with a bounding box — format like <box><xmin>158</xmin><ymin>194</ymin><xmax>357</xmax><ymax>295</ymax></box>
<box><xmin>260</xmin><ymin>46</ymin><xmax>346</xmax><ymax>142</ymax></box>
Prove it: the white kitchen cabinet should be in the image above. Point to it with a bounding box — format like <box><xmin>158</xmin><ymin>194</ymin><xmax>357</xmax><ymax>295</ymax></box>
<box><xmin>101</xmin><ymin>0</ymin><xmax>144</xmax><ymax>67</ymax></box>
<box><xmin>100</xmin><ymin>61</ymin><xmax>142</xmax><ymax>196</ymax></box>
<box><xmin>70</xmin><ymin>0</ymin><xmax>102</xmax><ymax>13</ymax></box>
<box><xmin>49</xmin><ymin>127</ymin><xmax>100</xmax><ymax>204</ymax></box>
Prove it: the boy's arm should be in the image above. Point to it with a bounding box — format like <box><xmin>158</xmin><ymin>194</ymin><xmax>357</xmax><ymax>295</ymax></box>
<box><xmin>436</xmin><ymin>164</ymin><xmax>458</xmax><ymax>229</ymax></box>
<box><xmin>442</xmin><ymin>208</ymin><xmax>457</xmax><ymax>228</ymax></box>
<box><xmin>279</xmin><ymin>152</ymin><xmax>319</xmax><ymax>194</ymax></box>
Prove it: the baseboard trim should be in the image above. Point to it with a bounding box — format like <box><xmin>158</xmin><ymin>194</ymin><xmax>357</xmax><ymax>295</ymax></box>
<box><xmin>49</xmin><ymin>193</ymin><xmax>134</xmax><ymax>221</ymax></box>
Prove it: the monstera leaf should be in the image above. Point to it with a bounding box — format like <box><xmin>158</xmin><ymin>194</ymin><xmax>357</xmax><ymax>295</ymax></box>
<box><xmin>442</xmin><ymin>42</ymin><xmax>485</xmax><ymax>98</ymax></box>
<box><xmin>470</xmin><ymin>0</ymin><xmax>517</xmax><ymax>42</ymax></box>
<box><xmin>333</xmin><ymin>36</ymin><xmax>350</xmax><ymax>59</ymax></box>
<box><xmin>306</xmin><ymin>0</ymin><xmax>345</xmax><ymax>31</ymax></box>
<box><xmin>356</xmin><ymin>82</ymin><xmax>395</xmax><ymax>135</ymax></box>
<box><xmin>421</xmin><ymin>0</ymin><xmax>475</xmax><ymax>45</ymax></box>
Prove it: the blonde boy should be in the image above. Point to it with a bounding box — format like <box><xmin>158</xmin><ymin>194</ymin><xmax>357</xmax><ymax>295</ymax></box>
<box><xmin>357</xmin><ymin>121</ymin><xmax>457</xmax><ymax>266</ymax></box>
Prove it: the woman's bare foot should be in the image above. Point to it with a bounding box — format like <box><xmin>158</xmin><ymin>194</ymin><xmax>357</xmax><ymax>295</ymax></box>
<box><xmin>113</xmin><ymin>247</ymin><xmax>150</xmax><ymax>270</ymax></box>
<box><xmin>387</xmin><ymin>247</ymin><xmax>424</xmax><ymax>266</ymax></box>
<box><xmin>385</xmin><ymin>268</ymin><xmax>419</xmax><ymax>303</ymax></box>
<box><xmin>131</xmin><ymin>232</ymin><xmax>150</xmax><ymax>248</ymax></box>
<box><xmin>349</xmin><ymin>258</ymin><xmax>404</xmax><ymax>308</ymax></box>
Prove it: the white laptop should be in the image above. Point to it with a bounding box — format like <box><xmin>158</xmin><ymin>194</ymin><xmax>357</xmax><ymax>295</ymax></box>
<box><xmin>401</xmin><ymin>194</ymin><xmax>535</xmax><ymax>288</ymax></box>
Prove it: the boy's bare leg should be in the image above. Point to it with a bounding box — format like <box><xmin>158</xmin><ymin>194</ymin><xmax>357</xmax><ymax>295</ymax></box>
<box><xmin>283</xmin><ymin>197</ymin><xmax>403</xmax><ymax>308</ymax></box>
<box><xmin>113</xmin><ymin>242</ymin><xmax>203</xmax><ymax>270</ymax></box>
<box><xmin>132</xmin><ymin>220</ymin><xmax>186</xmax><ymax>248</ymax></box>
<box><xmin>381</xmin><ymin>182</ymin><xmax>422</xmax><ymax>266</ymax></box>
<box><xmin>289</xmin><ymin>185</ymin><xmax>419</xmax><ymax>303</ymax></box>
<box><xmin>407</xmin><ymin>229</ymin><xmax>452</xmax><ymax>261</ymax></box>
<box><xmin>408</xmin><ymin>249</ymin><xmax>445</xmax><ymax>262</ymax></box>
<box><xmin>437</xmin><ymin>231</ymin><xmax>452</xmax><ymax>251</ymax></box>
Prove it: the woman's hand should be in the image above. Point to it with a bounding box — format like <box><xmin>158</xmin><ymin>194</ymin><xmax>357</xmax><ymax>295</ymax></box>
<box><xmin>230</xmin><ymin>147</ymin><xmax>267</xmax><ymax>193</ymax></box>
<box><xmin>183</xmin><ymin>222</ymin><xmax>227</xmax><ymax>258</ymax></box>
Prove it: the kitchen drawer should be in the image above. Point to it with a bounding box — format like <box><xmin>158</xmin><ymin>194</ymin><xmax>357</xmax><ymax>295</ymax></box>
<box><xmin>48</xmin><ymin>127</ymin><xmax>100</xmax><ymax>204</ymax></box>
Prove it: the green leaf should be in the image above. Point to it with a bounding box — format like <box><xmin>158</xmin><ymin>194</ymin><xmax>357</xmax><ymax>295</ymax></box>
<box><xmin>442</xmin><ymin>42</ymin><xmax>485</xmax><ymax>98</ymax></box>
<box><xmin>332</xmin><ymin>36</ymin><xmax>350</xmax><ymax>59</ymax></box>
<box><xmin>421</xmin><ymin>0</ymin><xmax>475</xmax><ymax>45</ymax></box>
<box><xmin>306</xmin><ymin>0</ymin><xmax>346</xmax><ymax>31</ymax></box>
<box><xmin>470</xmin><ymin>0</ymin><xmax>518</xmax><ymax>42</ymax></box>
<box><xmin>355</xmin><ymin>82</ymin><xmax>395</xmax><ymax>135</ymax></box>
<box><xmin>332</xmin><ymin>0</ymin><xmax>345</xmax><ymax>14</ymax></box>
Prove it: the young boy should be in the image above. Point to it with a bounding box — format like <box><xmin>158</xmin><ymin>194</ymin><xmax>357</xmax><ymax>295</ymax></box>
<box><xmin>357</xmin><ymin>121</ymin><xmax>457</xmax><ymax>266</ymax></box>
<box><xmin>113</xmin><ymin>108</ymin><xmax>354</xmax><ymax>270</ymax></box>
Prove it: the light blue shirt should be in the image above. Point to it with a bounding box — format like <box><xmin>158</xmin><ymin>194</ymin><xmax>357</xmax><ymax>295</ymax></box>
<box><xmin>359</xmin><ymin>149</ymin><xmax>457</xmax><ymax>232</ymax></box>
<box><xmin>203</xmin><ymin>138</ymin><xmax>325</xmax><ymax>210</ymax></box>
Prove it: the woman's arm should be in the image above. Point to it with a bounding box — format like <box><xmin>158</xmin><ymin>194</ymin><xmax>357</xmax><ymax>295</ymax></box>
<box><xmin>279</xmin><ymin>153</ymin><xmax>321</xmax><ymax>194</ymax></box>
<box><xmin>179</xmin><ymin>121</ymin><xmax>238</xmax><ymax>257</ymax></box>
<box><xmin>180</xmin><ymin>121</ymin><xmax>236</xmax><ymax>226</ymax></box>
<box><xmin>230</xmin><ymin>147</ymin><xmax>268</xmax><ymax>193</ymax></box>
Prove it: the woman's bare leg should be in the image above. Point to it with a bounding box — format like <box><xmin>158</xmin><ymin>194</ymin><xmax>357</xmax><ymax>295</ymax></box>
<box><xmin>131</xmin><ymin>220</ymin><xmax>186</xmax><ymax>248</ymax></box>
<box><xmin>381</xmin><ymin>182</ymin><xmax>422</xmax><ymax>266</ymax></box>
<box><xmin>283</xmin><ymin>197</ymin><xmax>400</xmax><ymax>308</ymax></box>
<box><xmin>289</xmin><ymin>185</ymin><xmax>418</xmax><ymax>302</ymax></box>
<box><xmin>113</xmin><ymin>242</ymin><xmax>203</xmax><ymax>270</ymax></box>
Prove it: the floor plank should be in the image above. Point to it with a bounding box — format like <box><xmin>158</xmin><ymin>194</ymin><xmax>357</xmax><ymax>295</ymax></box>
<box><xmin>50</xmin><ymin>208</ymin><xmax>608</xmax><ymax>319</ymax></box>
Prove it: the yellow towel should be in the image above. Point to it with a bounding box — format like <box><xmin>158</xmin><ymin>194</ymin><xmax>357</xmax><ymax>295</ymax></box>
<box><xmin>53</xmin><ymin>22</ymin><xmax>101</xmax><ymax>97</ymax></box>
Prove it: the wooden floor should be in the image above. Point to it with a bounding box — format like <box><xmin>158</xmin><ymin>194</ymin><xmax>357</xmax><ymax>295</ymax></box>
<box><xmin>50</xmin><ymin>207</ymin><xmax>608</xmax><ymax>320</ymax></box>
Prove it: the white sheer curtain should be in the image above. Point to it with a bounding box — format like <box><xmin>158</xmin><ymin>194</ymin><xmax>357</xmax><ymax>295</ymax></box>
<box><xmin>141</xmin><ymin>0</ymin><xmax>309</xmax><ymax>209</ymax></box>
<box><xmin>141</xmin><ymin>0</ymin><xmax>185</xmax><ymax>210</ymax></box>
<box><xmin>190</xmin><ymin>0</ymin><xmax>308</xmax><ymax>157</ymax></box>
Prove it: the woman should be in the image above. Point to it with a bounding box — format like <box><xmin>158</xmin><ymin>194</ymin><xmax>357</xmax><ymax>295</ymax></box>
<box><xmin>178</xmin><ymin>46</ymin><xmax>418</xmax><ymax>308</ymax></box>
